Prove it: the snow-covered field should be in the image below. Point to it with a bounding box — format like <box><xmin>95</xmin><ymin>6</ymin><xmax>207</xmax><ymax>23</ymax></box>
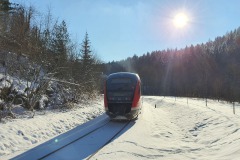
<box><xmin>1</xmin><ymin>96</ymin><xmax>240</xmax><ymax>160</ymax></box>
<box><xmin>0</xmin><ymin>98</ymin><xmax>104</xmax><ymax>160</ymax></box>
<box><xmin>92</xmin><ymin>96</ymin><xmax>240</xmax><ymax>160</ymax></box>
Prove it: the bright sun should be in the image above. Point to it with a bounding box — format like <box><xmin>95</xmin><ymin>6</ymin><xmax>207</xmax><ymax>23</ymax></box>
<box><xmin>173</xmin><ymin>13</ymin><xmax>189</xmax><ymax>28</ymax></box>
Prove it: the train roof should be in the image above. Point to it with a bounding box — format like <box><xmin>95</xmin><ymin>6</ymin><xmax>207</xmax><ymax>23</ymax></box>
<box><xmin>107</xmin><ymin>72</ymin><xmax>140</xmax><ymax>81</ymax></box>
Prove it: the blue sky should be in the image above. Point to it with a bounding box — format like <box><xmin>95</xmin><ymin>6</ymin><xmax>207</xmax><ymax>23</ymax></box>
<box><xmin>12</xmin><ymin>0</ymin><xmax>240</xmax><ymax>62</ymax></box>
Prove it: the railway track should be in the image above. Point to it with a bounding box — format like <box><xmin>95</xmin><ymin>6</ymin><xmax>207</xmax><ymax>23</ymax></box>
<box><xmin>12</xmin><ymin>114</ymin><xmax>131</xmax><ymax>160</ymax></box>
<box><xmin>86</xmin><ymin>120</ymin><xmax>130</xmax><ymax>160</ymax></box>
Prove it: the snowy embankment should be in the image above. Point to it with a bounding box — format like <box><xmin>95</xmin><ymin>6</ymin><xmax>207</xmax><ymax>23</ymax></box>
<box><xmin>0</xmin><ymin>97</ymin><xmax>104</xmax><ymax>160</ymax></box>
<box><xmin>1</xmin><ymin>96</ymin><xmax>240</xmax><ymax>160</ymax></box>
<box><xmin>92</xmin><ymin>96</ymin><xmax>240</xmax><ymax>160</ymax></box>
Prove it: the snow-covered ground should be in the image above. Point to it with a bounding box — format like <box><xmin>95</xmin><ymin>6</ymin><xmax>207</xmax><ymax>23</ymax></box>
<box><xmin>1</xmin><ymin>96</ymin><xmax>240</xmax><ymax>160</ymax></box>
<box><xmin>0</xmin><ymin>97</ymin><xmax>104</xmax><ymax>160</ymax></box>
<box><xmin>92</xmin><ymin>96</ymin><xmax>240</xmax><ymax>160</ymax></box>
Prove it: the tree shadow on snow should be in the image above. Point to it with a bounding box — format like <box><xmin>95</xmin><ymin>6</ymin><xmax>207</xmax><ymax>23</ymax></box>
<box><xmin>12</xmin><ymin>113</ymin><xmax>136</xmax><ymax>160</ymax></box>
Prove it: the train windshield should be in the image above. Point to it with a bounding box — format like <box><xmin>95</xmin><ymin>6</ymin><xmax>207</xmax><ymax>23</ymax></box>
<box><xmin>107</xmin><ymin>77</ymin><xmax>137</xmax><ymax>98</ymax></box>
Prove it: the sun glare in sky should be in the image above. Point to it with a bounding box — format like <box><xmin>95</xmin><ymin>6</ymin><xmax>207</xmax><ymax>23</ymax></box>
<box><xmin>173</xmin><ymin>12</ymin><xmax>189</xmax><ymax>28</ymax></box>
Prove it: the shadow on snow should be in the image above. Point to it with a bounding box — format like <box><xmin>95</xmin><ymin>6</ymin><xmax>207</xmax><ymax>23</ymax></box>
<box><xmin>12</xmin><ymin>113</ymin><xmax>135</xmax><ymax>160</ymax></box>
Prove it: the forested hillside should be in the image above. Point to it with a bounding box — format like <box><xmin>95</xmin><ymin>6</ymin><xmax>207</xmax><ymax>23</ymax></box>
<box><xmin>104</xmin><ymin>28</ymin><xmax>240</xmax><ymax>102</ymax></box>
<box><xmin>1</xmin><ymin>0</ymin><xmax>240</xmax><ymax>121</ymax></box>
<box><xmin>0</xmin><ymin>1</ymin><xmax>103</xmax><ymax>120</ymax></box>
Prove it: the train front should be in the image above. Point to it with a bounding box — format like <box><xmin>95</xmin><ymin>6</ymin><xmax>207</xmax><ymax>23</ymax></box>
<box><xmin>104</xmin><ymin>72</ymin><xmax>141</xmax><ymax>120</ymax></box>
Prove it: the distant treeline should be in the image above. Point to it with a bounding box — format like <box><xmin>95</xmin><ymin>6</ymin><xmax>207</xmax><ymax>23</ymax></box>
<box><xmin>104</xmin><ymin>28</ymin><xmax>240</xmax><ymax>102</ymax></box>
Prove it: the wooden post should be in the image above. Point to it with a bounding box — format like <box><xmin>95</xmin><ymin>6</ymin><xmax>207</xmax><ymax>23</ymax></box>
<box><xmin>233</xmin><ymin>102</ymin><xmax>235</xmax><ymax>114</ymax></box>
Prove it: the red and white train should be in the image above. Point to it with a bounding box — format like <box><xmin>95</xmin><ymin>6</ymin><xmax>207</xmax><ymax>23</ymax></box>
<box><xmin>104</xmin><ymin>72</ymin><xmax>142</xmax><ymax>120</ymax></box>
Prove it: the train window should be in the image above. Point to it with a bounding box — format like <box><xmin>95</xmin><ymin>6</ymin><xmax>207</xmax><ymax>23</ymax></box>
<box><xmin>110</xmin><ymin>78</ymin><xmax>132</xmax><ymax>84</ymax></box>
<box><xmin>107</xmin><ymin>78</ymin><xmax>136</xmax><ymax>91</ymax></box>
<box><xmin>107</xmin><ymin>77</ymin><xmax>137</xmax><ymax>99</ymax></box>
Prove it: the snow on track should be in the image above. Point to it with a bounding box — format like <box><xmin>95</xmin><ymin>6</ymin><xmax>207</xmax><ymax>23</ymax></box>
<box><xmin>42</xmin><ymin>120</ymin><xmax>131</xmax><ymax>160</ymax></box>
<box><xmin>0</xmin><ymin>99</ymin><xmax>104</xmax><ymax>160</ymax></box>
<box><xmin>1</xmin><ymin>96</ymin><xmax>240</xmax><ymax>160</ymax></box>
<box><xmin>91</xmin><ymin>96</ymin><xmax>240</xmax><ymax>160</ymax></box>
<box><xmin>11</xmin><ymin>115</ymin><xmax>133</xmax><ymax>160</ymax></box>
